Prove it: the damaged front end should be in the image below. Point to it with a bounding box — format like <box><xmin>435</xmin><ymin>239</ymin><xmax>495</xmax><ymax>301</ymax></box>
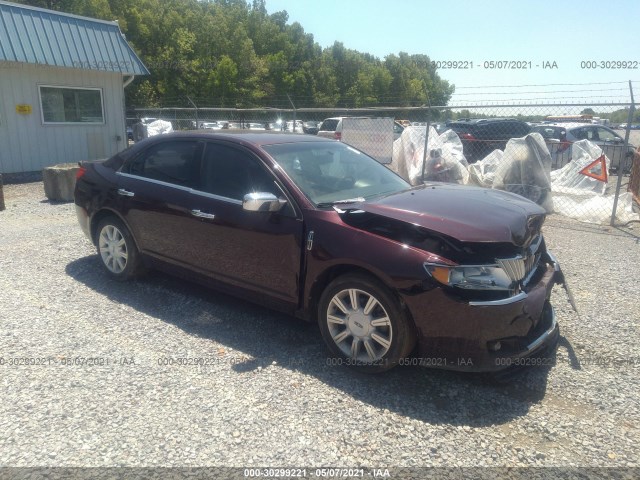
<box><xmin>336</xmin><ymin>206</ymin><xmax>564</xmax><ymax>372</ymax></box>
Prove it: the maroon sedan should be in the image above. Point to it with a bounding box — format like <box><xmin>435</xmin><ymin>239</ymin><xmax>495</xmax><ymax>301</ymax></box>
<box><xmin>74</xmin><ymin>132</ymin><xmax>562</xmax><ymax>372</ymax></box>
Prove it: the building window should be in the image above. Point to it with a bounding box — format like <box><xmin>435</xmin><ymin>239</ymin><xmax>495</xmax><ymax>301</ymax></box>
<box><xmin>39</xmin><ymin>86</ymin><xmax>104</xmax><ymax>124</ymax></box>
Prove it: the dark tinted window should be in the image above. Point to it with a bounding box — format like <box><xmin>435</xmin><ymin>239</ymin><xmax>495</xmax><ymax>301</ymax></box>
<box><xmin>125</xmin><ymin>141</ymin><xmax>201</xmax><ymax>187</ymax></box>
<box><xmin>199</xmin><ymin>143</ymin><xmax>279</xmax><ymax>200</ymax></box>
<box><xmin>476</xmin><ymin>121</ymin><xmax>529</xmax><ymax>138</ymax></box>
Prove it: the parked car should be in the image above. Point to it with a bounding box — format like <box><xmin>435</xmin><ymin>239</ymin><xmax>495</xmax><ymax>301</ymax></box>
<box><xmin>317</xmin><ymin>116</ymin><xmax>370</xmax><ymax>140</ymax></box>
<box><xmin>75</xmin><ymin>132</ymin><xmax>562</xmax><ymax>373</ymax></box>
<box><xmin>199</xmin><ymin>121</ymin><xmax>222</xmax><ymax>130</ymax></box>
<box><xmin>302</xmin><ymin>121</ymin><xmax>321</xmax><ymax>135</ymax></box>
<box><xmin>531</xmin><ymin>123</ymin><xmax>635</xmax><ymax>171</ymax></box>
<box><xmin>446</xmin><ymin>118</ymin><xmax>531</xmax><ymax>162</ymax></box>
<box><xmin>318</xmin><ymin>116</ymin><xmax>405</xmax><ymax>141</ymax></box>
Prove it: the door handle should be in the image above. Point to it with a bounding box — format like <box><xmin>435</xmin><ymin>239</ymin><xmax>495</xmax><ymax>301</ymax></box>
<box><xmin>191</xmin><ymin>209</ymin><xmax>215</xmax><ymax>219</ymax></box>
<box><xmin>117</xmin><ymin>188</ymin><xmax>135</xmax><ymax>197</ymax></box>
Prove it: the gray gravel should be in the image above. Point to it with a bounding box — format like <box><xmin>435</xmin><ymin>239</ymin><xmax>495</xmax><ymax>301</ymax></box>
<box><xmin>0</xmin><ymin>182</ymin><xmax>639</xmax><ymax>470</ymax></box>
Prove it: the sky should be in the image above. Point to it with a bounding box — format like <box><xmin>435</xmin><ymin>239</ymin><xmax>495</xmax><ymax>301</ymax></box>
<box><xmin>265</xmin><ymin>0</ymin><xmax>640</xmax><ymax>108</ymax></box>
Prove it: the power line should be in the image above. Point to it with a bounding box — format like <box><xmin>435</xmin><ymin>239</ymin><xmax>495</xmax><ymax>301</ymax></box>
<box><xmin>454</xmin><ymin>81</ymin><xmax>635</xmax><ymax>89</ymax></box>
<box><xmin>451</xmin><ymin>88</ymin><xmax>629</xmax><ymax>96</ymax></box>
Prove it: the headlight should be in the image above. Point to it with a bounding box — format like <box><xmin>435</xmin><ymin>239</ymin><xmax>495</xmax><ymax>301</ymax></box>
<box><xmin>424</xmin><ymin>263</ymin><xmax>513</xmax><ymax>291</ymax></box>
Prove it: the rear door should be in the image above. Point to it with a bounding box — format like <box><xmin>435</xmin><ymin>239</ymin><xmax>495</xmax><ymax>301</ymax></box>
<box><xmin>185</xmin><ymin>141</ymin><xmax>304</xmax><ymax>304</ymax></box>
<box><xmin>117</xmin><ymin>139</ymin><xmax>203</xmax><ymax>263</ymax></box>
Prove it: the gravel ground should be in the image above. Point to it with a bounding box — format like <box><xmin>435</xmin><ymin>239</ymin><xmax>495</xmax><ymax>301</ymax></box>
<box><xmin>0</xmin><ymin>182</ymin><xmax>639</xmax><ymax>472</ymax></box>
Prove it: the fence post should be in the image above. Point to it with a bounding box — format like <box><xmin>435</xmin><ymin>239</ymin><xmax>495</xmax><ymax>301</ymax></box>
<box><xmin>610</xmin><ymin>81</ymin><xmax>635</xmax><ymax>226</ymax></box>
<box><xmin>287</xmin><ymin>94</ymin><xmax>296</xmax><ymax>132</ymax></box>
<box><xmin>420</xmin><ymin>97</ymin><xmax>432</xmax><ymax>183</ymax></box>
<box><xmin>187</xmin><ymin>96</ymin><xmax>198</xmax><ymax>129</ymax></box>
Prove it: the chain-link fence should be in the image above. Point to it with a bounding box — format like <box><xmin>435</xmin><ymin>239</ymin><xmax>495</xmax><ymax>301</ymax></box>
<box><xmin>128</xmin><ymin>101</ymin><xmax>639</xmax><ymax>226</ymax></box>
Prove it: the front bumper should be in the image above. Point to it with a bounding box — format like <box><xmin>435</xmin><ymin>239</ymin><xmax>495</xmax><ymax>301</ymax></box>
<box><xmin>402</xmin><ymin>252</ymin><xmax>563</xmax><ymax>372</ymax></box>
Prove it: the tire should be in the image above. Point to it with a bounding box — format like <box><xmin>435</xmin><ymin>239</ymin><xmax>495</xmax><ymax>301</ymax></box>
<box><xmin>318</xmin><ymin>274</ymin><xmax>416</xmax><ymax>373</ymax></box>
<box><xmin>95</xmin><ymin>216</ymin><xmax>142</xmax><ymax>281</ymax></box>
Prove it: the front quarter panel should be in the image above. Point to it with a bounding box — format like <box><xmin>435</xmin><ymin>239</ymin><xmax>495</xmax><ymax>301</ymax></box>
<box><xmin>302</xmin><ymin>209</ymin><xmax>448</xmax><ymax>315</ymax></box>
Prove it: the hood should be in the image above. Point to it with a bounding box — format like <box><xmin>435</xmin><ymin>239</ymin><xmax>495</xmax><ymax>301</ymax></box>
<box><xmin>345</xmin><ymin>184</ymin><xmax>545</xmax><ymax>247</ymax></box>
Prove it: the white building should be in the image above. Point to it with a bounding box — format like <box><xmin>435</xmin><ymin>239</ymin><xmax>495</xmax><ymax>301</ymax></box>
<box><xmin>0</xmin><ymin>1</ymin><xmax>148</xmax><ymax>174</ymax></box>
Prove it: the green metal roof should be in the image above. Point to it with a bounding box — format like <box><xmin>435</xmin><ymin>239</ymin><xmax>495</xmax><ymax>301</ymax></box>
<box><xmin>0</xmin><ymin>0</ymin><xmax>148</xmax><ymax>75</ymax></box>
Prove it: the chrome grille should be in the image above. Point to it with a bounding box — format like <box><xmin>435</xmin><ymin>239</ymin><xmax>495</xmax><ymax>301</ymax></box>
<box><xmin>497</xmin><ymin>235</ymin><xmax>543</xmax><ymax>284</ymax></box>
<box><xmin>497</xmin><ymin>257</ymin><xmax>526</xmax><ymax>282</ymax></box>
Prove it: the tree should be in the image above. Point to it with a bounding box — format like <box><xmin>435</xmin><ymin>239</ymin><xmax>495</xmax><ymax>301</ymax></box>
<box><xmin>12</xmin><ymin>0</ymin><xmax>456</xmax><ymax>109</ymax></box>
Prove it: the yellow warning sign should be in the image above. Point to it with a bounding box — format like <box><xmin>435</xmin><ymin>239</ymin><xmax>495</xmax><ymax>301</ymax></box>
<box><xmin>15</xmin><ymin>104</ymin><xmax>32</xmax><ymax>115</ymax></box>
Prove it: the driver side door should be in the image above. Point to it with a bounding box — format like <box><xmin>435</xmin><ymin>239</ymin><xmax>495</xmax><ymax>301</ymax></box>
<box><xmin>185</xmin><ymin>141</ymin><xmax>304</xmax><ymax>306</ymax></box>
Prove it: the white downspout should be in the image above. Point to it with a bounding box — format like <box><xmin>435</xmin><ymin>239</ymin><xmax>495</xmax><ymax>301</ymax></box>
<box><xmin>119</xmin><ymin>75</ymin><xmax>135</xmax><ymax>148</ymax></box>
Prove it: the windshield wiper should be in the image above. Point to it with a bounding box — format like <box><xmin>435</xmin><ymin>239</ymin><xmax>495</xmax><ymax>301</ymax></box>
<box><xmin>316</xmin><ymin>197</ymin><xmax>366</xmax><ymax>208</ymax></box>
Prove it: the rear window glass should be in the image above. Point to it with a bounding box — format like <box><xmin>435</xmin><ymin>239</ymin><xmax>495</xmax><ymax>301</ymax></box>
<box><xmin>532</xmin><ymin>127</ymin><xmax>565</xmax><ymax>140</ymax></box>
<box><xmin>320</xmin><ymin>119</ymin><xmax>339</xmax><ymax>131</ymax></box>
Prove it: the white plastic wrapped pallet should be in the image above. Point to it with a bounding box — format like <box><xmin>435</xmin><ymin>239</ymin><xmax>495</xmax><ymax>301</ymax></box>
<box><xmin>389</xmin><ymin>126</ymin><xmax>468</xmax><ymax>185</ymax></box>
<box><xmin>550</xmin><ymin>139</ymin><xmax>639</xmax><ymax>224</ymax></box>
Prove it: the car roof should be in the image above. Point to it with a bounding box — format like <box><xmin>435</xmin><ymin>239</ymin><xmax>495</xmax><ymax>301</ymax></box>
<box><xmin>448</xmin><ymin>118</ymin><xmax>525</xmax><ymax>125</ymax></box>
<box><xmin>541</xmin><ymin>122</ymin><xmax>602</xmax><ymax>129</ymax></box>
<box><xmin>138</xmin><ymin>130</ymin><xmax>336</xmax><ymax>147</ymax></box>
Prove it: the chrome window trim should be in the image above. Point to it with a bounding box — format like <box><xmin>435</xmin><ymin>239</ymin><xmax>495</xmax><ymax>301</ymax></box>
<box><xmin>190</xmin><ymin>189</ymin><xmax>243</xmax><ymax>206</ymax></box>
<box><xmin>116</xmin><ymin>171</ymin><xmax>192</xmax><ymax>192</ymax></box>
<box><xmin>116</xmin><ymin>172</ymin><xmax>244</xmax><ymax>206</ymax></box>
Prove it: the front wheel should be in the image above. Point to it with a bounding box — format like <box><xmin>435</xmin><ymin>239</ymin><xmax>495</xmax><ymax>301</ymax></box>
<box><xmin>96</xmin><ymin>216</ymin><xmax>142</xmax><ymax>281</ymax></box>
<box><xmin>318</xmin><ymin>274</ymin><xmax>416</xmax><ymax>372</ymax></box>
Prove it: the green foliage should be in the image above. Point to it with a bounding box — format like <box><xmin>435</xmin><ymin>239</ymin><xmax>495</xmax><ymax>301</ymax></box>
<box><xmin>13</xmin><ymin>0</ymin><xmax>455</xmax><ymax>108</ymax></box>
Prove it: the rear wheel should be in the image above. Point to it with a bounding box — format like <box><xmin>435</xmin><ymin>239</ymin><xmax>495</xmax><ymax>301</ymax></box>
<box><xmin>96</xmin><ymin>217</ymin><xmax>142</xmax><ymax>281</ymax></box>
<box><xmin>318</xmin><ymin>274</ymin><xmax>415</xmax><ymax>372</ymax></box>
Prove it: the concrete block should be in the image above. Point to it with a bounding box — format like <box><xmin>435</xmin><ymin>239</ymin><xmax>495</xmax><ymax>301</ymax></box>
<box><xmin>43</xmin><ymin>163</ymin><xmax>80</xmax><ymax>202</ymax></box>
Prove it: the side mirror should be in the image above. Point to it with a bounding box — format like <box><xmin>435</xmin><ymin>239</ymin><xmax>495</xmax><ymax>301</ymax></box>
<box><xmin>243</xmin><ymin>192</ymin><xmax>287</xmax><ymax>212</ymax></box>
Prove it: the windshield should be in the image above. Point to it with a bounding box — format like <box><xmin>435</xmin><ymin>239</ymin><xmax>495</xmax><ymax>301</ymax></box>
<box><xmin>263</xmin><ymin>141</ymin><xmax>410</xmax><ymax>206</ymax></box>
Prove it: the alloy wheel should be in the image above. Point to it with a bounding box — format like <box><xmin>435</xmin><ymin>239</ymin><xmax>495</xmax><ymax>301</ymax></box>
<box><xmin>326</xmin><ymin>288</ymin><xmax>393</xmax><ymax>362</ymax></box>
<box><xmin>98</xmin><ymin>224</ymin><xmax>128</xmax><ymax>274</ymax></box>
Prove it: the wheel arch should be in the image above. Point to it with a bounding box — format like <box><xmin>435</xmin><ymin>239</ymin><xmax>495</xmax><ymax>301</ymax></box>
<box><xmin>306</xmin><ymin>264</ymin><xmax>416</xmax><ymax>333</ymax></box>
<box><xmin>90</xmin><ymin>209</ymin><xmax>138</xmax><ymax>250</ymax></box>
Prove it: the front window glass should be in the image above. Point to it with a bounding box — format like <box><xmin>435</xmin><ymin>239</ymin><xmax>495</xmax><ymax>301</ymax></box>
<box><xmin>263</xmin><ymin>142</ymin><xmax>409</xmax><ymax>206</ymax></box>
<box><xmin>199</xmin><ymin>143</ymin><xmax>279</xmax><ymax>200</ymax></box>
<box><xmin>596</xmin><ymin>128</ymin><xmax>618</xmax><ymax>142</ymax></box>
